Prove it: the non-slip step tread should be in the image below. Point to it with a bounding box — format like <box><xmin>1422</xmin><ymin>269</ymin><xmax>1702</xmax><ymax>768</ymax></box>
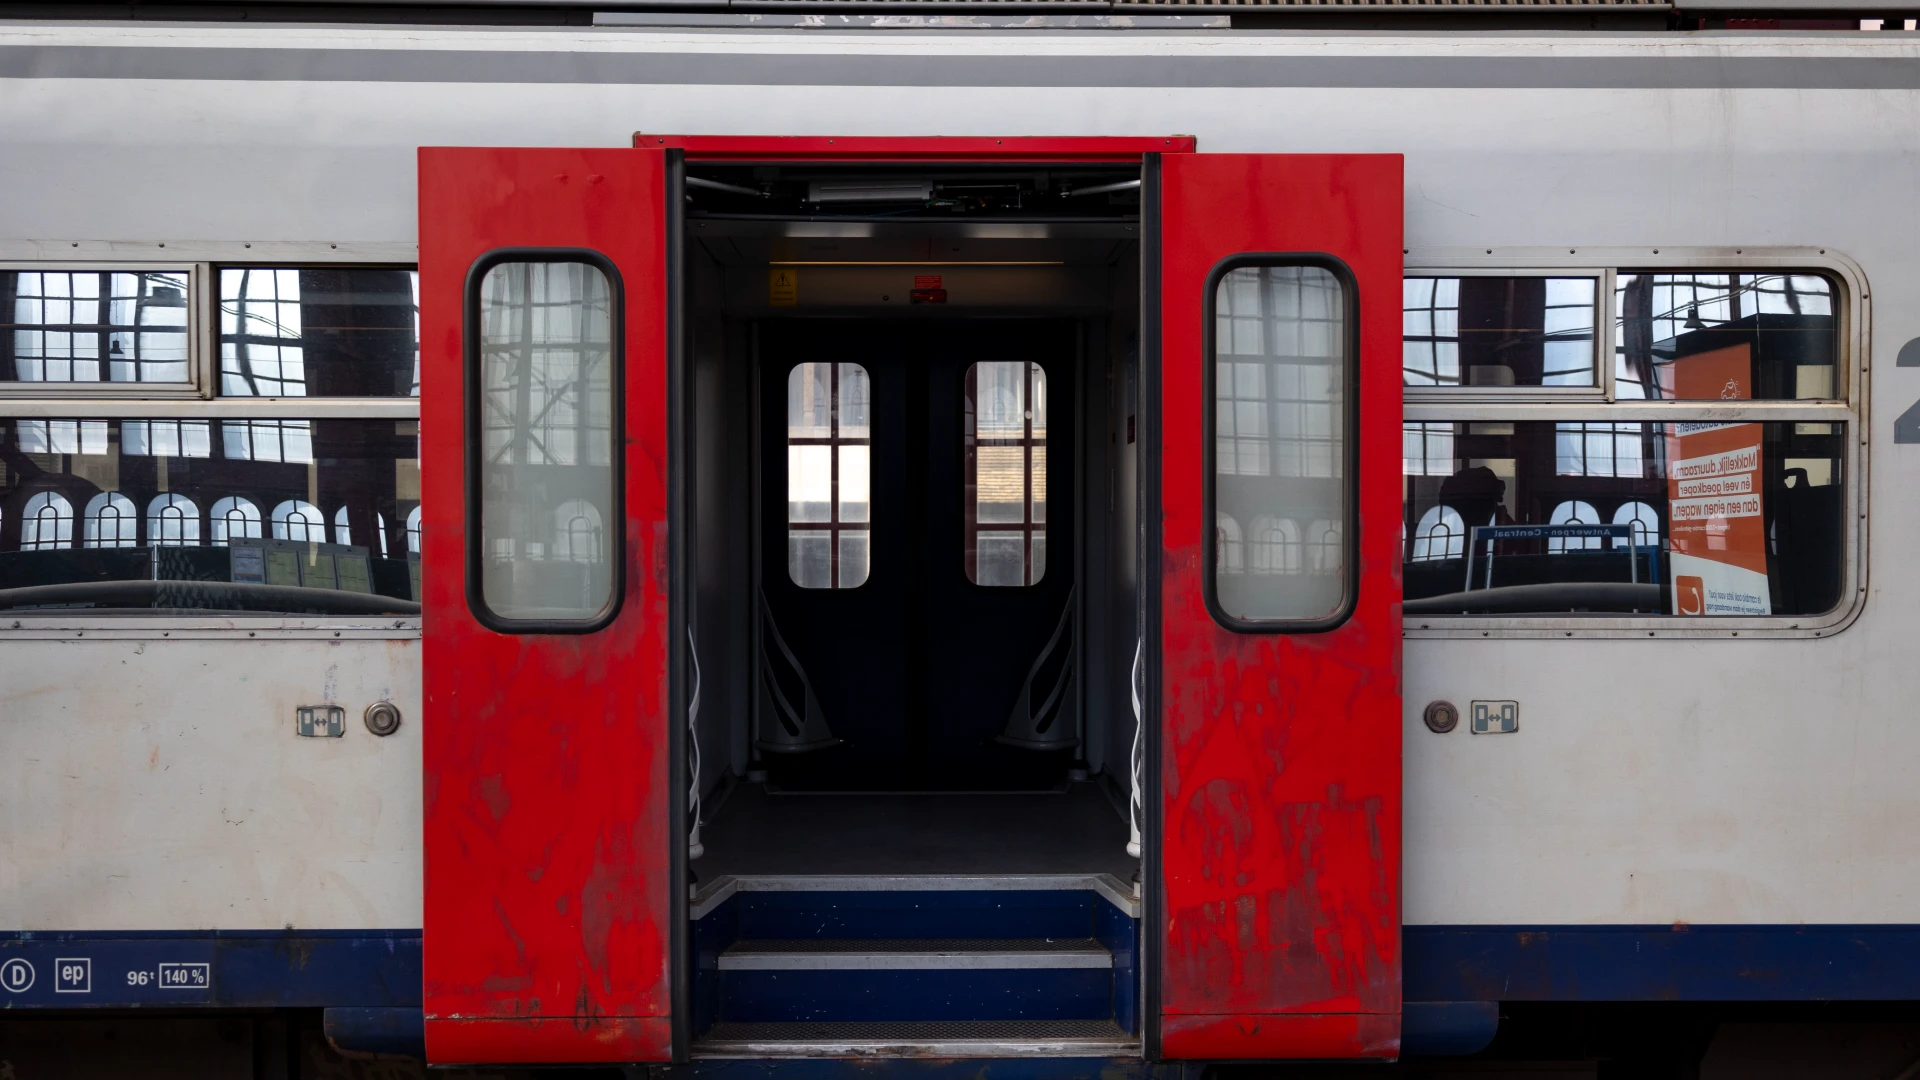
<box><xmin>695</xmin><ymin>1018</ymin><xmax>1136</xmax><ymax>1057</ymax></box>
<box><xmin>719</xmin><ymin>937</ymin><xmax>1111</xmax><ymax>970</ymax></box>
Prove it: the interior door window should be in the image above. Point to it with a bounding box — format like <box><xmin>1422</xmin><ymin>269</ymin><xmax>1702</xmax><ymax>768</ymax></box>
<box><xmin>787</xmin><ymin>361</ymin><xmax>870</xmax><ymax>589</ymax></box>
<box><xmin>964</xmin><ymin>360</ymin><xmax>1046</xmax><ymax>587</ymax></box>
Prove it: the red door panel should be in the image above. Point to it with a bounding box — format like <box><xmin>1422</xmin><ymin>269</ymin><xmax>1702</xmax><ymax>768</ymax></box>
<box><xmin>1156</xmin><ymin>154</ymin><xmax>1404</xmax><ymax>1059</ymax></box>
<box><xmin>419</xmin><ymin>147</ymin><xmax>673</xmax><ymax>1064</ymax></box>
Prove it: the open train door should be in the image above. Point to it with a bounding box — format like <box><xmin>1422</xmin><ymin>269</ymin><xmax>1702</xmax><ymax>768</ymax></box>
<box><xmin>417</xmin><ymin>148</ymin><xmax>681</xmax><ymax>1064</ymax></box>
<box><xmin>1150</xmin><ymin>154</ymin><xmax>1404</xmax><ymax>1059</ymax></box>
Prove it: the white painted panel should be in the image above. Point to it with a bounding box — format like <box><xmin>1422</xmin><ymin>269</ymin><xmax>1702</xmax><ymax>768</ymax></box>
<box><xmin>0</xmin><ymin>638</ymin><xmax>421</xmax><ymax>930</ymax></box>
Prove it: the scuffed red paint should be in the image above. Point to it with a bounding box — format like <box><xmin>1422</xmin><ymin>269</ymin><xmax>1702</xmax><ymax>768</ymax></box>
<box><xmin>1158</xmin><ymin>155</ymin><xmax>1403</xmax><ymax>1058</ymax></box>
<box><xmin>419</xmin><ymin>148</ymin><xmax>673</xmax><ymax>1064</ymax></box>
<box><xmin>424</xmin><ymin>1016</ymin><xmax>672</xmax><ymax>1063</ymax></box>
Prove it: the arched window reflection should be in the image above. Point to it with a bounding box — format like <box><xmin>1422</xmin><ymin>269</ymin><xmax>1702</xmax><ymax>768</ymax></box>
<box><xmin>1306</xmin><ymin>519</ymin><xmax>1342</xmax><ymax>575</ymax></box>
<box><xmin>1250</xmin><ymin>516</ymin><xmax>1303</xmax><ymax>575</ymax></box>
<box><xmin>271</xmin><ymin>500</ymin><xmax>324</xmax><ymax>542</ymax></box>
<box><xmin>21</xmin><ymin>491</ymin><xmax>74</xmax><ymax>550</ymax></box>
<box><xmin>406</xmin><ymin>505</ymin><xmax>423</xmax><ymax>555</ymax></box>
<box><xmin>1215</xmin><ymin>514</ymin><xmax>1244</xmax><ymax>574</ymax></box>
<box><xmin>82</xmin><ymin>492</ymin><xmax>137</xmax><ymax>548</ymax></box>
<box><xmin>1548</xmin><ymin>500</ymin><xmax>1603</xmax><ymax>553</ymax></box>
<box><xmin>210</xmin><ymin>496</ymin><xmax>262</xmax><ymax>546</ymax></box>
<box><xmin>1411</xmin><ymin>505</ymin><xmax>1467</xmax><ymax>562</ymax></box>
<box><xmin>333</xmin><ymin>505</ymin><xmax>390</xmax><ymax>556</ymax></box>
<box><xmin>1612</xmin><ymin>501</ymin><xmax>1661</xmax><ymax>549</ymax></box>
<box><xmin>146</xmin><ymin>493</ymin><xmax>200</xmax><ymax>546</ymax></box>
<box><xmin>551</xmin><ymin>499</ymin><xmax>603</xmax><ymax>564</ymax></box>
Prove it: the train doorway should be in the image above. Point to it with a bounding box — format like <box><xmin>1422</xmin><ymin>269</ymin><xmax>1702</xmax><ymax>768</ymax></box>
<box><xmin>672</xmin><ymin>158</ymin><xmax>1148</xmax><ymax>878</ymax></box>
<box><xmin>678</xmin><ymin>192</ymin><xmax>1145</xmax><ymax>1053</ymax></box>
<box><xmin>417</xmin><ymin>140</ymin><xmax>1404</xmax><ymax>1065</ymax></box>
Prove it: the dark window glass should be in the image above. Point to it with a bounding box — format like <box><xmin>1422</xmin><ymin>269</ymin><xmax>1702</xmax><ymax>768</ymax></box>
<box><xmin>220</xmin><ymin>268</ymin><xmax>420</xmax><ymax>397</ymax></box>
<box><xmin>1403</xmin><ymin>420</ymin><xmax>1843</xmax><ymax>616</ymax></box>
<box><xmin>0</xmin><ymin>418</ymin><xmax>420</xmax><ymax>614</ymax></box>
<box><xmin>1</xmin><ymin>270</ymin><xmax>190</xmax><ymax>384</ymax></box>
<box><xmin>1615</xmin><ymin>272</ymin><xmax>1838</xmax><ymax>401</ymax></box>
<box><xmin>1404</xmin><ymin>277</ymin><xmax>1597</xmax><ymax>388</ymax></box>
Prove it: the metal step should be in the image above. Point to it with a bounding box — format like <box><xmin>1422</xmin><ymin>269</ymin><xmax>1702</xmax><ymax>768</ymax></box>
<box><xmin>694</xmin><ymin>1018</ymin><xmax>1136</xmax><ymax>1058</ymax></box>
<box><xmin>690</xmin><ymin>873</ymin><xmax>1141</xmax><ymax>920</ymax></box>
<box><xmin>719</xmin><ymin>937</ymin><xmax>1111</xmax><ymax>971</ymax></box>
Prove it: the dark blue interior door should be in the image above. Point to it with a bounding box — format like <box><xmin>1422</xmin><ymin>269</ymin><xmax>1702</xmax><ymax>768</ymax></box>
<box><xmin>758</xmin><ymin>319</ymin><xmax>1076</xmax><ymax>791</ymax></box>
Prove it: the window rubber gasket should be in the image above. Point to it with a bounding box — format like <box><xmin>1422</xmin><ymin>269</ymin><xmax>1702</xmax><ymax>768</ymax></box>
<box><xmin>1200</xmin><ymin>251</ymin><xmax>1361</xmax><ymax>636</ymax></box>
<box><xmin>463</xmin><ymin>247</ymin><xmax>626</xmax><ymax>636</ymax></box>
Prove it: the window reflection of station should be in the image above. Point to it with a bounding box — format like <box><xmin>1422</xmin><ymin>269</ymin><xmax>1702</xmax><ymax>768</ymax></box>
<box><xmin>1398</xmin><ymin>271</ymin><xmax>1844</xmax><ymax>618</ymax></box>
<box><xmin>0</xmin><ymin>268</ymin><xmax>423</xmax><ymax>611</ymax></box>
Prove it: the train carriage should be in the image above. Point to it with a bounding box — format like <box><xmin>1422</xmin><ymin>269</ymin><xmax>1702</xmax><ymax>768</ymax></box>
<box><xmin>0</xmin><ymin>11</ymin><xmax>1916</xmax><ymax>1075</ymax></box>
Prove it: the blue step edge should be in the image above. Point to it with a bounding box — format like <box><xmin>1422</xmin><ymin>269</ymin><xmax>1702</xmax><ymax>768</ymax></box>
<box><xmin>718</xmin><ymin>967</ymin><xmax>1117</xmax><ymax>1023</ymax></box>
<box><xmin>324</xmin><ymin>1006</ymin><xmax>425</xmax><ymax>1060</ymax></box>
<box><xmin>693</xmin><ymin>888</ymin><xmax>1143</xmax><ymax>1036</ymax></box>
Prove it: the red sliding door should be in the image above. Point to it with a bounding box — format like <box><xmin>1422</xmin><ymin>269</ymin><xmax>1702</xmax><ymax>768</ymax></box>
<box><xmin>1154</xmin><ymin>153</ymin><xmax>1405</xmax><ymax>1059</ymax></box>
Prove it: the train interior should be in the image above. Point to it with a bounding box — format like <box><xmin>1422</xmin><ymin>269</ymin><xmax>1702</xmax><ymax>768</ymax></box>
<box><xmin>681</xmin><ymin>163</ymin><xmax>1147</xmax><ymax>1049</ymax></box>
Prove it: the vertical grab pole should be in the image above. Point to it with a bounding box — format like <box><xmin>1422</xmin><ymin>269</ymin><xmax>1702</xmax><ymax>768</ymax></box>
<box><xmin>687</xmin><ymin>625</ymin><xmax>704</xmax><ymax>860</ymax></box>
<box><xmin>1127</xmin><ymin>636</ymin><xmax>1144</xmax><ymax>859</ymax></box>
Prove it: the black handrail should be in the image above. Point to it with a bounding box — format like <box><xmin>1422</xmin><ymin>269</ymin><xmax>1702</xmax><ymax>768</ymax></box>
<box><xmin>0</xmin><ymin>580</ymin><xmax>420</xmax><ymax>616</ymax></box>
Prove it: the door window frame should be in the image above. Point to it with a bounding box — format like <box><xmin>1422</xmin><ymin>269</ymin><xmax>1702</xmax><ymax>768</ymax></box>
<box><xmin>1200</xmin><ymin>251</ymin><xmax>1362</xmax><ymax>634</ymax></box>
<box><xmin>462</xmin><ymin>246</ymin><xmax>627</xmax><ymax>635</ymax></box>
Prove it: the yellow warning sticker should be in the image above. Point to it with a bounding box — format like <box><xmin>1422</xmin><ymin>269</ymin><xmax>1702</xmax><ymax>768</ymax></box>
<box><xmin>769</xmin><ymin>268</ymin><xmax>798</xmax><ymax>307</ymax></box>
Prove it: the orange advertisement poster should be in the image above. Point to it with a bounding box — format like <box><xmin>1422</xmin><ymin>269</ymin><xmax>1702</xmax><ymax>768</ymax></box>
<box><xmin>1665</xmin><ymin>343</ymin><xmax>1770</xmax><ymax>615</ymax></box>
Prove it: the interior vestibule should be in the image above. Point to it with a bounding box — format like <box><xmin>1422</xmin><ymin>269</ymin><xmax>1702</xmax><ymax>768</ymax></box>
<box><xmin>680</xmin><ymin>165</ymin><xmax>1145</xmax><ymax>880</ymax></box>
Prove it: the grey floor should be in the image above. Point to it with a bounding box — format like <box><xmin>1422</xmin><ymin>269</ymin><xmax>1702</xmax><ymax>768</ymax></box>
<box><xmin>695</xmin><ymin>780</ymin><xmax>1138</xmax><ymax>878</ymax></box>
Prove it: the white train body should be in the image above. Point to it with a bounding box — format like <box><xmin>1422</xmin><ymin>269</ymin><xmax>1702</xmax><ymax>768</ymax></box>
<box><xmin>2</xmin><ymin>16</ymin><xmax>1918</xmax><ymax>1068</ymax></box>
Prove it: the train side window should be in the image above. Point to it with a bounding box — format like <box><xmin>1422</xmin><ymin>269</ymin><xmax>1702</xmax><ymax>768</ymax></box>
<box><xmin>0</xmin><ymin>418</ymin><xmax>421</xmax><ymax>610</ymax></box>
<box><xmin>1205</xmin><ymin>258</ymin><xmax>1356</xmax><ymax>631</ymax></box>
<box><xmin>468</xmin><ymin>256</ymin><xmax>621</xmax><ymax>629</ymax></box>
<box><xmin>1405</xmin><ymin>276</ymin><xmax>1599</xmax><ymax>389</ymax></box>
<box><xmin>787</xmin><ymin>361</ymin><xmax>871</xmax><ymax>589</ymax></box>
<box><xmin>0</xmin><ymin>259</ymin><xmax>425</xmax><ymax>623</ymax></box>
<box><xmin>1403</xmin><ymin>421</ymin><xmax>1845</xmax><ymax>617</ymax></box>
<box><xmin>964</xmin><ymin>361</ymin><xmax>1046</xmax><ymax>587</ymax></box>
<box><xmin>1615</xmin><ymin>273</ymin><xmax>1838</xmax><ymax>400</ymax></box>
<box><xmin>1402</xmin><ymin>266</ymin><xmax>1850</xmax><ymax>623</ymax></box>
<box><xmin>0</xmin><ymin>269</ymin><xmax>192</xmax><ymax>386</ymax></box>
<box><xmin>219</xmin><ymin>267</ymin><xmax>421</xmax><ymax>397</ymax></box>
